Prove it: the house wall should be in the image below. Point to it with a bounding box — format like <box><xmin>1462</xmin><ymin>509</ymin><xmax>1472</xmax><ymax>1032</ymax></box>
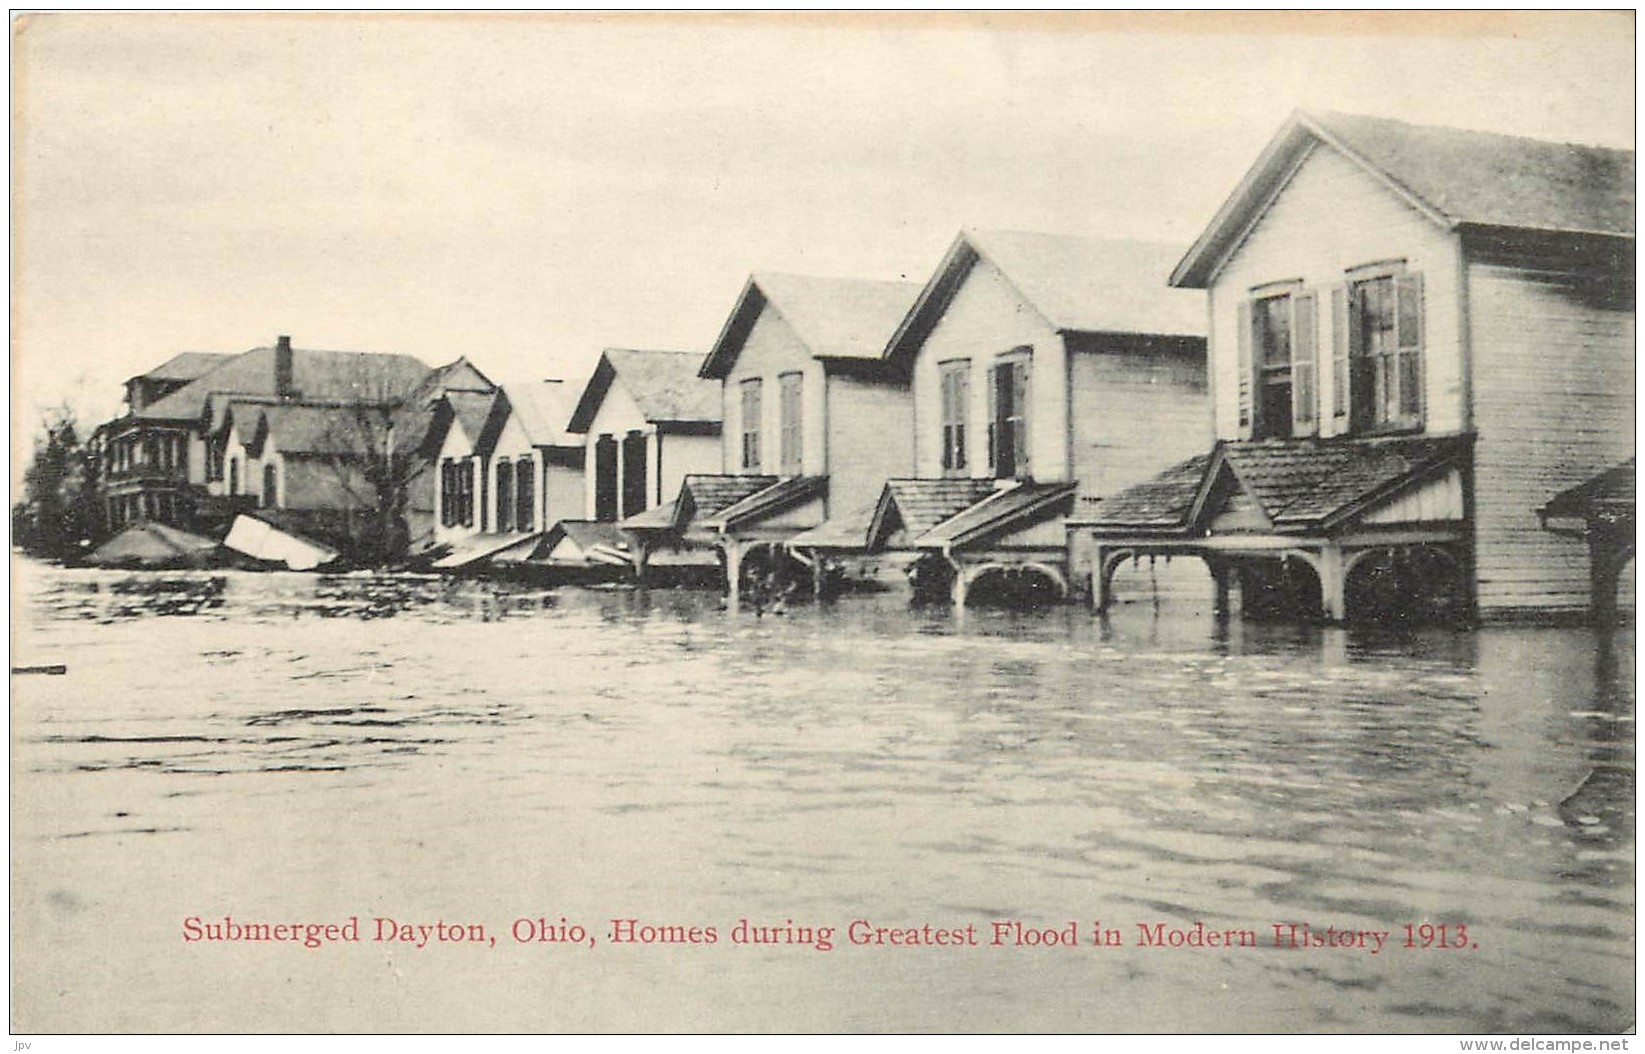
<box><xmin>658</xmin><ymin>432</ymin><xmax>722</xmax><ymax>508</ymax></box>
<box><xmin>280</xmin><ymin>454</ymin><xmax>372</xmax><ymax>513</ymax></box>
<box><xmin>542</xmin><ymin>449</ymin><xmax>585</xmax><ymax>529</ymax></box>
<box><xmin>1209</xmin><ymin>143</ymin><xmax>1465</xmax><ymax>439</ymax></box>
<box><xmin>825</xmin><ymin>374</ymin><xmax>914</xmax><ymax>514</ymax></box>
<box><xmin>1068</xmin><ymin>335</ymin><xmax>1209</xmax><ymax>515</ymax></box>
<box><xmin>720</xmin><ymin>306</ymin><xmax>828</xmax><ymax>476</ymax></box>
<box><xmin>581</xmin><ymin>381</ymin><xmax>649</xmax><ymax>518</ymax></box>
<box><xmin>910</xmin><ymin>255</ymin><xmax>1068</xmax><ymax>481</ymax></box>
<box><xmin>485</xmin><ymin>414</ymin><xmax>542</xmax><ymax>533</ymax></box>
<box><xmin>1468</xmin><ymin>250</ymin><xmax>1635</xmax><ymax>615</ymax></box>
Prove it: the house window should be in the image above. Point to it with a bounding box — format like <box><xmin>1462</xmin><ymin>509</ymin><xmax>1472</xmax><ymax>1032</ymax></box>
<box><xmin>515</xmin><ymin>458</ymin><xmax>535</xmax><ymax>532</ymax></box>
<box><xmin>228</xmin><ymin>457</ymin><xmax>240</xmax><ymax>496</ymax></box>
<box><xmin>1241</xmin><ymin>288</ymin><xmax>1318</xmax><ymax>439</ymax></box>
<box><xmin>740</xmin><ymin>378</ymin><xmax>763</xmax><ymax>472</ymax></box>
<box><xmin>443</xmin><ymin>457</ymin><xmax>476</xmax><ymax>527</ymax></box>
<box><xmin>621</xmin><ymin>431</ymin><xmax>648</xmax><ymax>518</ymax></box>
<box><xmin>440</xmin><ymin>459</ymin><xmax>454</xmax><ymax>526</ymax></box>
<box><xmin>262</xmin><ymin>463</ymin><xmax>278</xmax><ymax>508</ymax></box>
<box><xmin>987</xmin><ymin>353</ymin><xmax>1030</xmax><ymax>479</ymax></box>
<box><xmin>778</xmin><ymin>372</ymin><xmax>803</xmax><ymax>475</ymax></box>
<box><xmin>594</xmin><ymin>435</ymin><xmax>619</xmax><ymax>521</ymax></box>
<box><xmin>462</xmin><ymin>458</ymin><xmax>475</xmax><ymax>527</ymax></box>
<box><xmin>1342</xmin><ymin>272</ymin><xmax>1424</xmax><ymax>433</ymax></box>
<box><xmin>939</xmin><ymin>360</ymin><xmax>969</xmax><ymax>474</ymax></box>
<box><xmin>496</xmin><ymin>459</ymin><xmax>514</xmax><ymax>532</ymax></box>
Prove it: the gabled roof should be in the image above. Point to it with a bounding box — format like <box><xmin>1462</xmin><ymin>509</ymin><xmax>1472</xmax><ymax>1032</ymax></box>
<box><xmin>885</xmin><ymin>230</ymin><xmax>1204</xmax><ymax>370</ymax></box>
<box><xmin>393</xmin><ymin>357</ymin><xmax>501</xmax><ymax>457</ymax></box>
<box><xmin>133</xmin><ymin>351</ymin><xmax>233</xmax><ymax>384</ymax></box>
<box><xmin>787</xmin><ymin>497</ymin><xmax>884</xmax><ymax>550</ymax></box>
<box><xmin>1084</xmin><ymin>435</ymin><xmax>1471</xmax><ymax>534</ymax></box>
<box><xmin>700</xmin><ymin>475</ymin><xmax>828</xmax><ymax>532</ymax></box>
<box><xmin>619</xmin><ymin>501</ymin><xmax>681</xmax><ymax>531</ymax></box>
<box><xmin>566</xmin><ymin>348</ymin><xmax>721</xmax><ymax>434</ymax></box>
<box><xmin>87</xmin><ymin>522</ymin><xmax>220</xmax><ymax>568</ymax></box>
<box><xmin>501</xmin><ymin>380</ymin><xmax>579</xmax><ymax>447</ymax></box>
<box><xmin>700</xmin><ymin>272</ymin><xmax>922</xmax><ymax>380</ymax></box>
<box><xmin>254</xmin><ymin>403</ymin><xmax>387</xmax><ymax>458</ymax></box>
<box><xmin>1540</xmin><ymin>459</ymin><xmax>1635</xmax><ymax>524</ymax></box>
<box><xmin>671</xmin><ymin>473</ymin><xmax>779</xmax><ymax>530</ymax></box>
<box><xmin>915</xmin><ymin>481</ymin><xmax>1076</xmax><ymax>549</ymax></box>
<box><xmin>1173</xmin><ymin>110</ymin><xmax>1636</xmax><ymax>288</ymax></box>
<box><xmin>137</xmin><ymin>344</ymin><xmax>431</xmax><ymax>422</ymax></box>
<box><xmin>442</xmin><ymin>390</ymin><xmax>507</xmax><ymax>456</ymax></box>
<box><xmin>868</xmin><ymin>478</ymin><xmax>1001</xmax><ymax>547</ymax></box>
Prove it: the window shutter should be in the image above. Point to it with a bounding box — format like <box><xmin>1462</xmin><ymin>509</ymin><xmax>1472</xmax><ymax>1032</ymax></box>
<box><xmin>986</xmin><ymin>362</ymin><xmax>1000</xmax><ymax>471</ymax></box>
<box><xmin>1235</xmin><ymin>300</ymin><xmax>1253</xmax><ymax>437</ymax></box>
<box><xmin>1014</xmin><ymin>358</ymin><xmax>1030</xmax><ymax>477</ymax></box>
<box><xmin>1396</xmin><ymin>272</ymin><xmax>1424</xmax><ymax>423</ymax></box>
<box><xmin>1331</xmin><ymin>285</ymin><xmax>1349</xmax><ymax>422</ymax></box>
<box><xmin>1292</xmin><ymin>291</ymin><xmax>1318</xmax><ymax>434</ymax></box>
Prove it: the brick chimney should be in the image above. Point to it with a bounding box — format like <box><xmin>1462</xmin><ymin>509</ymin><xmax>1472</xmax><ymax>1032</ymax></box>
<box><xmin>274</xmin><ymin>335</ymin><xmax>294</xmax><ymax>400</ymax></box>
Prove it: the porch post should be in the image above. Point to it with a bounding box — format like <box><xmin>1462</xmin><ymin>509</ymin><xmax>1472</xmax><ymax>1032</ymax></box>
<box><xmin>1318</xmin><ymin>543</ymin><xmax>1347</xmax><ymax>623</ymax></box>
<box><xmin>632</xmin><ymin>535</ymin><xmax>651</xmax><ymax>585</ymax></box>
<box><xmin>948</xmin><ymin>554</ymin><xmax>969</xmax><ymax>610</ymax></box>
<box><xmin>810</xmin><ymin>549</ymin><xmax>825</xmax><ymax>598</ymax></box>
<box><xmin>724</xmin><ymin>538</ymin><xmax>744</xmax><ymax>614</ymax></box>
<box><xmin>1091</xmin><ymin>544</ymin><xmax>1107</xmax><ymax>613</ymax></box>
<box><xmin>1211</xmin><ymin>559</ymin><xmax>1232</xmax><ymax>614</ymax></box>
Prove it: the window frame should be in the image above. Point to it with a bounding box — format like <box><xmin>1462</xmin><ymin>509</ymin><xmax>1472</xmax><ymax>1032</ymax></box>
<box><xmin>937</xmin><ymin>359</ymin><xmax>970</xmax><ymax>476</ymax></box>
<box><xmin>986</xmin><ymin>348</ymin><xmax>1031</xmax><ymax>480</ymax></box>
<box><xmin>778</xmin><ymin>371</ymin><xmax>804</xmax><ymax>476</ymax></box>
<box><xmin>739</xmin><ymin>378</ymin><xmax>763</xmax><ymax>473</ymax></box>
<box><xmin>1343</xmin><ymin>265</ymin><xmax>1425</xmax><ymax>435</ymax></box>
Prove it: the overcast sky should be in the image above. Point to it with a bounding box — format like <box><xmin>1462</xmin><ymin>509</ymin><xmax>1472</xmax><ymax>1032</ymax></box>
<box><xmin>11</xmin><ymin>11</ymin><xmax>1635</xmax><ymax>453</ymax></box>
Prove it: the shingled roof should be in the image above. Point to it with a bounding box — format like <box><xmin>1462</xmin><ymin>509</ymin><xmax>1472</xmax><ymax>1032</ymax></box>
<box><xmin>1174</xmin><ymin>110</ymin><xmax>1636</xmax><ymax>287</ymax></box>
<box><xmin>566</xmin><ymin>348</ymin><xmax>722</xmax><ymax>433</ymax></box>
<box><xmin>253</xmin><ymin>403</ymin><xmax>386</xmax><ymax>458</ymax></box>
<box><xmin>885</xmin><ymin>230</ymin><xmax>1204</xmax><ymax>370</ymax></box>
<box><xmin>701</xmin><ymin>475</ymin><xmax>828</xmax><ymax>532</ymax></box>
<box><xmin>501</xmin><ymin>380</ymin><xmax>579</xmax><ymax>447</ymax></box>
<box><xmin>135</xmin><ymin>351</ymin><xmax>232</xmax><ymax>383</ymax></box>
<box><xmin>915</xmin><ymin>481</ymin><xmax>1076</xmax><ymax>549</ymax></box>
<box><xmin>870</xmin><ymin>478</ymin><xmax>1002</xmax><ymax>546</ymax></box>
<box><xmin>1084</xmin><ymin>435</ymin><xmax>1471</xmax><ymax>534</ymax></box>
<box><xmin>1541</xmin><ymin>459</ymin><xmax>1636</xmax><ymax>527</ymax></box>
<box><xmin>137</xmin><ymin>344</ymin><xmax>431</xmax><ymax>422</ymax></box>
<box><xmin>701</xmin><ymin>273</ymin><xmax>923</xmax><ymax>379</ymax></box>
<box><xmin>671</xmin><ymin>474</ymin><xmax>780</xmax><ymax>530</ymax></box>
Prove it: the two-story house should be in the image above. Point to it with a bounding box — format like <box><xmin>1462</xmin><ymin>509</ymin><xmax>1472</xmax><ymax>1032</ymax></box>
<box><xmin>631</xmin><ymin>273</ymin><xmax>921</xmax><ymax>602</ymax></box>
<box><xmin>96</xmin><ymin>336</ymin><xmax>430</xmax><ymax>536</ymax></box>
<box><xmin>1077</xmin><ymin>111</ymin><xmax>1634</xmax><ymax>623</ymax></box>
<box><xmin>857</xmin><ymin>229</ymin><xmax>1207</xmax><ymax>607</ymax></box>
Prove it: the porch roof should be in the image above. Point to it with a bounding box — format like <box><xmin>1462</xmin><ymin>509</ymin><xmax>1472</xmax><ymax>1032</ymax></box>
<box><xmin>1540</xmin><ymin>459</ymin><xmax>1635</xmax><ymax>527</ymax></box>
<box><xmin>674</xmin><ymin>473</ymin><xmax>779</xmax><ymax>530</ymax></box>
<box><xmin>702</xmin><ymin>475</ymin><xmax>828</xmax><ymax>532</ymax></box>
<box><xmin>1080</xmin><ymin>435</ymin><xmax>1471</xmax><ymax>535</ymax></box>
<box><xmin>788</xmin><ymin>498</ymin><xmax>881</xmax><ymax>550</ymax></box>
<box><xmin>619</xmin><ymin>501</ymin><xmax>681</xmax><ymax>531</ymax></box>
<box><xmin>916</xmin><ymin>481</ymin><xmax>1077</xmax><ymax>549</ymax></box>
<box><xmin>872</xmin><ymin>478</ymin><xmax>1000</xmax><ymax>544</ymax></box>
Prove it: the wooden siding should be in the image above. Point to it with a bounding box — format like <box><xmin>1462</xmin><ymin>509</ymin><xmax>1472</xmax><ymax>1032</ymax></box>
<box><xmin>1067</xmin><ymin>335</ymin><xmax>1208</xmax><ymax>513</ymax></box>
<box><xmin>825</xmin><ymin>375</ymin><xmax>914</xmax><ymax>514</ymax></box>
<box><xmin>1211</xmin><ymin>144</ymin><xmax>1464</xmax><ymax>440</ymax></box>
<box><xmin>1360</xmin><ymin>468</ymin><xmax>1465</xmax><ymax>525</ymax></box>
<box><xmin>909</xmin><ymin>254</ymin><xmax>1066</xmax><ymax>480</ymax></box>
<box><xmin>1469</xmin><ymin>261</ymin><xmax>1635</xmax><ymax>614</ymax></box>
<box><xmin>720</xmin><ymin>306</ymin><xmax>828</xmax><ymax>477</ymax></box>
<box><xmin>657</xmin><ymin>432</ymin><xmax>722</xmax><ymax>511</ymax></box>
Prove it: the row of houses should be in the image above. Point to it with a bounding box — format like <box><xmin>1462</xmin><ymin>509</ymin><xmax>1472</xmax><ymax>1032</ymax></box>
<box><xmin>88</xmin><ymin>110</ymin><xmax>1636</xmax><ymax>623</ymax></box>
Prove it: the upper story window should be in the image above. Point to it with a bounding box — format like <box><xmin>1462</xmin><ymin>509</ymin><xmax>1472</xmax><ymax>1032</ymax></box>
<box><xmin>739</xmin><ymin>378</ymin><xmax>763</xmax><ymax>473</ymax></box>
<box><xmin>1339</xmin><ymin>271</ymin><xmax>1423</xmax><ymax>433</ymax></box>
<box><xmin>1244</xmin><ymin>288</ymin><xmax>1317</xmax><ymax>439</ymax></box>
<box><xmin>778</xmin><ymin>372</ymin><xmax>803</xmax><ymax>476</ymax></box>
<box><xmin>938</xmin><ymin>360</ymin><xmax>969</xmax><ymax>475</ymax></box>
<box><xmin>987</xmin><ymin>351</ymin><xmax>1030</xmax><ymax>479</ymax></box>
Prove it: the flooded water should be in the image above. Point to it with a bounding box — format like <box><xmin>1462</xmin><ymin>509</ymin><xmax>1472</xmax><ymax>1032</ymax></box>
<box><xmin>10</xmin><ymin>558</ymin><xmax>1634</xmax><ymax>1034</ymax></box>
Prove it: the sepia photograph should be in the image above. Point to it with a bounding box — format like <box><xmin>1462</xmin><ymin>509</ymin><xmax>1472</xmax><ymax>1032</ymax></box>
<box><xmin>9</xmin><ymin>11</ymin><xmax>1635</xmax><ymax>1038</ymax></box>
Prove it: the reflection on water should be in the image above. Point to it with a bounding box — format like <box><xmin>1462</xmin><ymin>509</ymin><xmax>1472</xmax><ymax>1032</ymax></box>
<box><xmin>9</xmin><ymin>559</ymin><xmax>1635</xmax><ymax>1034</ymax></box>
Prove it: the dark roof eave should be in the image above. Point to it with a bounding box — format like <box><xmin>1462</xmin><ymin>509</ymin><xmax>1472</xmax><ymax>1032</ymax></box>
<box><xmin>654</xmin><ymin>419</ymin><xmax>723</xmax><ymax>436</ymax></box>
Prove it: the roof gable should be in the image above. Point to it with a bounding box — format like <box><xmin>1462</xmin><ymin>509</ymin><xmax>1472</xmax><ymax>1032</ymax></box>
<box><xmin>701</xmin><ymin>273</ymin><xmax>923</xmax><ymax>380</ymax></box>
<box><xmin>1173</xmin><ymin>110</ymin><xmax>1636</xmax><ymax>288</ymax></box>
<box><xmin>886</xmin><ymin>230</ymin><xmax>1204</xmax><ymax>370</ymax></box>
<box><xmin>566</xmin><ymin>349</ymin><xmax>721</xmax><ymax>433</ymax></box>
<box><xmin>500</xmin><ymin>380</ymin><xmax>578</xmax><ymax>447</ymax></box>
